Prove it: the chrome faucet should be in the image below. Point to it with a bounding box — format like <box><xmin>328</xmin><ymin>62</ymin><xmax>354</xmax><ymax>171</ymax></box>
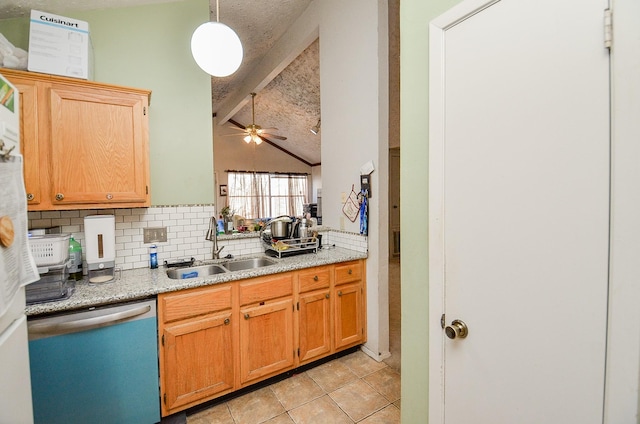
<box><xmin>206</xmin><ymin>217</ymin><xmax>225</xmax><ymax>259</ymax></box>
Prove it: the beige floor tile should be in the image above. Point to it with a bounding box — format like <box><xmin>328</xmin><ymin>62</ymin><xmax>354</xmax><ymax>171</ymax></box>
<box><xmin>264</xmin><ymin>413</ymin><xmax>296</xmax><ymax>423</ymax></box>
<box><xmin>358</xmin><ymin>405</ymin><xmax>401</xmax><ymax>424</ymax></box>
<box><xmin>363</xmin><ymin>367</ymin><xmax>401</xmax><ymax>402</ymax></box>
<box><xmin>339</xmin><ymin>350</ymin><xmax>387</xmax><ymax>378</ymax></box>
<box><xmin>187</xmin><ymin>403</ymin><xmax>234</xmax><ymax>424</ymax></box>
<box><xmin>271</xmin><ymin>373</ymin><xmax>325</xmax><ymax>410</ymax></box>
<box><xmin>329</xmin><ymin>379</ymin><xmax>389</xmax><ymax>422</ymax></box>
<box><xmin>306</xmin><ymin>359</ymin><xmax>358</xmax><ymax>393</ymax></box>
<box><xmin>227</xmin><ymin>387</ymin><xmax>285</xmax><ymax>424</ymax></box>
<box><xmin>288</xmin><ymin>395</ymin><xmax>353</xmax><ymax>424</ymax></box>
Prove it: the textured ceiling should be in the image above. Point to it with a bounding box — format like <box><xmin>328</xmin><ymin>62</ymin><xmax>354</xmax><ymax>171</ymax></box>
<box><xmin>1</xmin><ymin>0</ymin><xmax>322</xmax><ymax>164</ymax></box>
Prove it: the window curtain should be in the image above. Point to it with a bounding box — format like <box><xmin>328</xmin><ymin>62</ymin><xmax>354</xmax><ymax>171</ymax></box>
<box><xmin>227</xmin><ymin>171</ymin><xmax>309</xmax><ymax>219</ymax></box>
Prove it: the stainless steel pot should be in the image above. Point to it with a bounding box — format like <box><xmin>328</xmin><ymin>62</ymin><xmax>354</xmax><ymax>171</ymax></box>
<box><xmin>270</xmin><ymin>217</ymin><xmax>292</xmax><ymax>239</ymax></box>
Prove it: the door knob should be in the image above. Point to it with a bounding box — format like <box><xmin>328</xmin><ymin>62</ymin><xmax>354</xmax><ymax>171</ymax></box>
<box><xmin>445</xmin><ymin>319</ymin><xmax>468</xmax><ymax>339</ymax></box>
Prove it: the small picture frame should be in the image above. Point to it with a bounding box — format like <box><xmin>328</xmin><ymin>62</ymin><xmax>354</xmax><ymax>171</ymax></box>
<box><xmin>219</xmin><ymin>185</ymin><xmax>228</xmax><ymax>196</ymax></box>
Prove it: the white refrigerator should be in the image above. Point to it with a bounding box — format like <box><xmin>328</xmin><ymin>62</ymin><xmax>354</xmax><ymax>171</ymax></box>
<box><xmin>0</xmin><ymin>72</ymin><xmax>39</xmax><ymax>424</ymax></box>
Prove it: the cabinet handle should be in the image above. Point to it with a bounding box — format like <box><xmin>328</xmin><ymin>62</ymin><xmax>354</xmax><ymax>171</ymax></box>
<box><xmin>106</xmin><ymin>193</ymin><xmax>113</xmax><ymax>200</ymax></box>
<box><xmin>26</xmin><ymin>193</ymin><xmax>34</xmax><ymax>201</ymax></box>
<box><xmin>338</xmin><ymin>291</ymin><xmax>343</xmax><ymax>297</ymax></box>
<box><xmin>224</xmin><ymin>318</ymin><xmax>230</xmax><ymax>325</ymax></box>
<box><xmin>348</xmin><ymin>269</ymin><xmax>353</xmax><ymax>275</ymax></box>
<box><xmin>314</xmin><ymin>275</ymin><xmax>319</xmax><ymax>281</ymax></box>
<box><xmin>244</xmin><ymin>313</ymin><xmax>250</xmax><ymax>320</ymax></box>
<box><xmin>325</xmin><ymin>294</ymin><xmax>330</xmax><ymax>299</ymax></box>
<box><xmin>55</xmin><ymin>193</ymin><xmax>64</xmax><ymax>201</ymax></box>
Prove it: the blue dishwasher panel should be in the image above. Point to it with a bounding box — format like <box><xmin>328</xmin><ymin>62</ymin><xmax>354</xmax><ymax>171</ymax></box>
<box><xmin>28</xmin><ymin>301</ymin><xmax>160</xmax><ymax>424</ymax></box>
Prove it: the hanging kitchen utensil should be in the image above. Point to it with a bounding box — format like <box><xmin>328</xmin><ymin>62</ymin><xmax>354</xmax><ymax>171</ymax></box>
<box><xmin>342</xmin><ymin>185</ymin><xmax>360</xmax><ymax>222</ymax></box>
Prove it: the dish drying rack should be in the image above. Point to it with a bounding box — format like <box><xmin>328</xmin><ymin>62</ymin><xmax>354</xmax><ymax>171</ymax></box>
<box><xmin>261</xmin><ymin>232</ymin><xmax>319</xmax><ymax>258</ymax></box>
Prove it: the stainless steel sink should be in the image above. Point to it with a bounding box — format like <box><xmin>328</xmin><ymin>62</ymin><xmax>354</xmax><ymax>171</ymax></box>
<box><xmin>166</xmin><ymin>257</ymin><xmax>278</xmax><ymax>279</ymax></box>
<box><xmin>166</xmin><ymin>264</ymin><xmax>227</xmax><ymax>279</ymax></box>
<box><xmin>220</xmin><ymin>257</ymin><xmax>277</xmax><ymax>272</ymax></box>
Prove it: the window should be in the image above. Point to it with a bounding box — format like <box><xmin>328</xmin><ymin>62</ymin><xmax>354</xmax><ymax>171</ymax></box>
<box><xmin>227</xmin><ymin>172</ymin><xmax>308</xmax><ymax>219</ymax></box>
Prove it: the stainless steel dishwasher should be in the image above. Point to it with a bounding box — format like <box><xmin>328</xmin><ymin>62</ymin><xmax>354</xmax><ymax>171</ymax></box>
<box><xmin>27</xmin><ymin>299</ymin><xmax>160</xmax><ymax>424</ymax></box>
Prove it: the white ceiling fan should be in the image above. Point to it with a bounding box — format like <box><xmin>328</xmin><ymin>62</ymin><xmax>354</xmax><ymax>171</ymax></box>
<box><xmin>226</xmin><ymin>92</ymin><xmax>287</xmax><ymax>144</ymax></box>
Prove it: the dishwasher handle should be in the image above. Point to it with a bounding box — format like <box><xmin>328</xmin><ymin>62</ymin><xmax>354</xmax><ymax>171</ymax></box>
<box><xmin>29</xmin><ymin>304</ymin><xmax>151</xmax><ymax>336</ymax></box>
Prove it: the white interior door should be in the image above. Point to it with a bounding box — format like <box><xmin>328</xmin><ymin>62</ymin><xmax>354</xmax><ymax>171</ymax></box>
<box><xmin>429</xmin><ymin>0</ymin><xmax>610</xmax><ymax>423</ymax></box>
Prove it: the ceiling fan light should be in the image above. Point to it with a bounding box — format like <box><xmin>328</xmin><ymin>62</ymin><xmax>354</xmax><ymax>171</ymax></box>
<box><xmin>253</xmin><ymin>135</ymin><xmax>262</xmax><ymax>145</ymax></box>
<box><xmin>243</xmin><ymin>135</ymin><xmax>252</xmax><ymax>143</ymax></box>
<box><xmin>191</xmin><ymin>21</ymin><xmax>243</xmax><ymax>77</ymax></box>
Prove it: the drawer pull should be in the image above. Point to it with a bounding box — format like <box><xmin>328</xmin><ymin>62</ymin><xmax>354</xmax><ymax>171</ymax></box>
<box><xmin>224</xmin><ymin>318</ymin><xmax>230</xmax><ymax>325</ymax></box>
<box><xmin>55</xmin><ymin>193</ymin><xmax>64</xmax><ymax>201</ymax></box>
<box><xmin>338</xmin><ymin>291</ymin><xmax>342</xmax><ymax>297</ymax></box>
<box><xmin>348</xmin><ymin>269</ymin><xmax>353</xmax><ymax>275</ymax></box>
<box><xmin>244</xmin><ymin>313</ymin><xmax>250</xmax><ymax>320</ymax></box>
<box><xmin>325</xmin><ymin>294</ymin><xmax>330</xmax><ymax>299</ymax></box>
<box><xmin>314</xmin><ymin>275</ymin><xmax>319</xmax><ymax>281</ymax></box>
<box><xmin>106</xmin><ymin>193</ymin><xmax>113</xmax><ymax>200</ymax></box>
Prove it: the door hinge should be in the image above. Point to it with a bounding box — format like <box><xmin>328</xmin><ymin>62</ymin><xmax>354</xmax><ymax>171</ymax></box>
<box><xmin>297</xmin><ymin>348</ymin><xmax>300</xmax><ymax>357</ymax></box>
<box><xmin>146</xmin><ymin>185</ymin><xmax>149</xmax><ymax>195</ymax></box>
<box><xmin>440</xmin><ymin>313</ymin><xmax>446</xmax><ymax>329</ymax></box>
<box><xmin>144</xmin><ymin>106</ymin><xmax>147</xmax><ymax>116</ymax></box>
<box><xmin>163</xmin><ymin>393</ymin><xmax>166</xmax><ymax>405</ymax></box>
<box><xmin>296</xmin><ymin>302</ymin><xmax>299</xmax><ymax>311</ymax></box>
<box><xmin>604</xmin><ymin>8</ymin><xmax>612</xmax><ymax>49</ymax></box>
<box><xmin>162</xmin><ymin>334</ymin><xmax>164</xmax><ymax>346</ymax></box>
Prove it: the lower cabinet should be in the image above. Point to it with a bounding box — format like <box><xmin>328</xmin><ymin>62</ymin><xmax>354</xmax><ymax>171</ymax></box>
<box><xmin>298</xmin><ymin>266</ymin><xmax>332</xmax><ymax>364</ymax></box>
<box><xmin>157</xmin><ymin>259</ymin><xmax>366</xmax><ymax>417</ymax></box>
<box><xmin>162</xmin><ymin>311</ymin><xmax>234</xmax><ymax>413</ymax></box>
<box><xmin>238</xmin><ymin>273</ymin><xmax>295</xmax><ymax>385</ymax></box>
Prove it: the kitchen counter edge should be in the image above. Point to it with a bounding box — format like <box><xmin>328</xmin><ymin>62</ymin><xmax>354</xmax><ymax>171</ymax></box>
<box><xmin>25</xmin><ymin>247</ymin><xmax>367</xmax><ymax>317</ymax></box>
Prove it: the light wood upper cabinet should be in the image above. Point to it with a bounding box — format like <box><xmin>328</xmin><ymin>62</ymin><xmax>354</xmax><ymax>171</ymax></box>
<box><xmin>11</xmin><ymin>78</ymin><xmax>42</xmax><ymax>205</ymax></box>
<box><xmin>1</xmin><ymin>68</ymin><xmax>151</xmax><ymax>210</ymax></box>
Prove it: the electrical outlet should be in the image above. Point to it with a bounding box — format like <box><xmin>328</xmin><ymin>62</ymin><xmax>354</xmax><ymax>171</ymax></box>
<box><xmin>144</xmin><ymin>227</ymin><xmax>167</xmax><ymax>243</ymax></box>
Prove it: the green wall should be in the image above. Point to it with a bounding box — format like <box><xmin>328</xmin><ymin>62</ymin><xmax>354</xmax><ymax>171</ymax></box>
<box><xmin>400</xmin><ymin>0</ymin><xmax>461</xmax><ymax>422</ymax></box>
<box><xmin>0</xmin><ymin>0</ymin><xmax>214</xmax><ymax>205</ymax></box>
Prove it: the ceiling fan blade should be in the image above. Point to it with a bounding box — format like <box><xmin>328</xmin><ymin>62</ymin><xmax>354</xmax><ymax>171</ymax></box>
<box><xmin>258</xmin><ymin>127</ymin><xmax>279</xmax><ymax>132</ymax></box>
<box><xmin>263</xmin><ymin>134</ymin><xmax>287</xmax><ymax>140</ymax></box>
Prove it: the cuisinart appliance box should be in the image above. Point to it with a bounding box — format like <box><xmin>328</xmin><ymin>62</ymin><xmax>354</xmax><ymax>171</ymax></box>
<box><xmin>28</xmin><ymin>10</ymin><xmax>91</xmax><ymax>79</ymax></box>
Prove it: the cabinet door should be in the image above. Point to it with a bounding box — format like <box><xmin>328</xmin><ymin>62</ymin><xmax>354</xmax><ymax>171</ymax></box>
<box><xmin>11</xmin><ymin>78</ymin><xmax>44</xmax><ymax>206</ymax></box>
<box><xmin>334</xmin><ymin>282</ymin><xmax>364</xmax><ymax>349</ymax></box>
<box><xmin>298</xmin><ymin>289</ymin><xmax>331</xmax><ymax>364</ymax></box>
<box><xmin>161</xmin><ymin>311</ymin><xmax>234</xmax><ymax>415</ymax></box>
<box><xmin>239</xmin><ymin>298</ymin><xmax>294</xmax><ymax>385</ymax></box>
<box><xmin>48</xmin><ymin>84</ymin><xmax>149</xmax><ymax>206</ymax></box>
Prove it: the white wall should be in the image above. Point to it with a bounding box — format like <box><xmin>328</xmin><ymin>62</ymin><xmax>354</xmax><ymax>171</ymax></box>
<box><xmin>320</xmin><ymin>0</ymin><xmax>390</xmax><ymax>360</ymax></box>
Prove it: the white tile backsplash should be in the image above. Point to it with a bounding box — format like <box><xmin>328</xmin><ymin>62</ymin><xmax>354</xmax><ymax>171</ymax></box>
<box><xmin>28</xmin><ymin>205</ymin><xmax>368</xmax><ymax>272</ymax></box>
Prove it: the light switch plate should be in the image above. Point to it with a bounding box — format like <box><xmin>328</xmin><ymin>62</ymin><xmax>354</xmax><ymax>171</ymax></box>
<box><xmin>144</xmin><ymin>227</ymin><xmax>167</xmax><ymax>243</ymax></box>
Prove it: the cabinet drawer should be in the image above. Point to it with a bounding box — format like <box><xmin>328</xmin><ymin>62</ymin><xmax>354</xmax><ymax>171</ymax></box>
<box><xmin>239</xmin><ymin>274</ymin><xmax>293</xmax><ymax>306</ymax></box>
<box><xmin>299</xmin><ymin>267</ymin><xmax>331</xmax><ymax>293</ymax></box>
<box><xmin>160</xmin><ymin>284</ymin><xmax>232</xmax><ymax>323</ymax></box>
<box><xmin>335</xmin><ymin>261</ymin><xmax>362</xmax><ymax>285</ymax></box>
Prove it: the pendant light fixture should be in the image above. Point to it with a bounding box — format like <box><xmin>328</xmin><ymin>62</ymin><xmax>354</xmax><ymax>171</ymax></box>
<box><xmin>190</xmin><ymin>0</ymin><xmax>243</xmax><ymax>77</ymax></box>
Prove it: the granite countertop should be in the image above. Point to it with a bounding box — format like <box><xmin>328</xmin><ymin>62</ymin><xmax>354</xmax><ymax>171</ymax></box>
<box><xmin>25</xmin><ymin>247</ymin><xmax>367</xmax><ymax>317</ymax></box>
